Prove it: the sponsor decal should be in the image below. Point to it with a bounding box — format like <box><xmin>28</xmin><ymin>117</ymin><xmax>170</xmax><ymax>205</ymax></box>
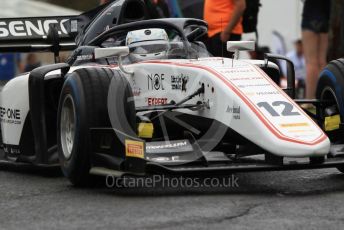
<box><xmin>147</xmin><ymin>97</ymin><xmax>168</xmax><ymax>106</ymax></box>
<box><xmin>280</xmin><ymin>123</ymin><xmax>310</xmax><ymax>128</ymax></box>
<box><xmin>0</xmin><ymin>18</ymin><xmax>69</xmax><ymax>39</ymax></box>
<box><xmin>125</xmin><ymin>140</ymin><xmax>145</xmax><ymax>159</ymax></box>
<box><xmin>237</xmin><ymin>83</ymin><xmax>270</xmax><ymax>88</ymax></box>
<box><xmin>149</xmin><ymin>157</ymin><xmax>171</xmax><ymax>162</ymax></box>
<box><xmin>3</xmin><ymin>144</ymin><xmax>21</xmax><ymax>156</ymax></box>
<box><xmin>147</xmin><ymin>73</ymin><xmax>165</xmax><ymax>90</ymax></box>
<box><xmin>133</xmin><ymin>86</ymin><xmax>141</xmax><ymax>97</ymax></box>
<box><xmin>256</xmin><ymin>91</ymin><xmax>280</xmax><ymax>96</ymax></box>
<box><xmin>146</xmin><ymin>141</ymin><xmax>188</xmax><ymax>150</ymax></box>
<box><xmin>76</xmin><ymin>54</ymin><xmax>93</xmax><ymax>61</ymax></box>
<box><xmin>230</xmin><ymin>76</ymin><xmax>262</xmax><ymax>81</ymax></box>
<box><xmin>288</xmin><ymin>130</ymin><xmax>313</xmax><ymax>133</ymax></box>
<box><xmin>70</xmin><ymin>20</ymin><xmax>78</xmax><ymax>33</ymax></box>
<box><xmin>146</xmin><ymin>156</ymin><xmax>181</xmax><ymax>162</ymax></box>
<box><xmin>190</xmin><ymin>57</ymin><xmax>224</xmax><ymax>62</ymax></box>
<box><xmin>171</xmin><ymin>74</ymin><xmax>189</xmax><ymax>91</ymax></box>
<box><xmin>131</xmin><ymin>79</ymin><xmax>141</xmax><ymax>96</ymax></box>
<box><xmin>0</xmin><ymin>107</ymin><xmax>21</xmax><ymax>125</ymax></box>
<box><xmin>219</xmin><ymin>68</ymin><xmax>255</xmax><ymax>74</ymax></box>
<box><xmin>226</xmin><ymin>105</ymin><xmax>240</xmax><ymax>120</ymax></box>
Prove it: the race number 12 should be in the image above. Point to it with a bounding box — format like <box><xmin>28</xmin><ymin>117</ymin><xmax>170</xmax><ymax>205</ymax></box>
<box><xmin>257</xmin><ymin>101</ymin><xmax>300</xmax><ymax>117</ymax></box>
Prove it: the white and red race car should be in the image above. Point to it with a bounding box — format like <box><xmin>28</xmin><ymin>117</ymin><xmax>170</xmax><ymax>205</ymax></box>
<box><xmin>0</xmin><ymin>0</ymin><xmax>343</xmax><ymax>186</ymax></box>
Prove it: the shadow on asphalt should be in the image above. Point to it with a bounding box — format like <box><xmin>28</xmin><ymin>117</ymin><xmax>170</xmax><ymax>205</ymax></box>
<box><xmin>0</xmin><ymin>150</ymin><xmax>61</xmax><ymax>177</ymax></box>
<box><xmin>0</xmin><ymin>162</ymin><xmax>62</xmax><ymax>177</ymax></box>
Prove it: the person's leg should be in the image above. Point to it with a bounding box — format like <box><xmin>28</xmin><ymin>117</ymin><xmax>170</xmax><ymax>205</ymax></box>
<box><xmin>207</xmin><ymin>33</ymin><xmax>223</xmax><ymax>57</ymax></box>
<box><xmin>302</xmin><ymin>30</ymin><xmax>320</xmax><ymax>99</ymax></box>
<box><xmin>318</xmin><ymin>33</ymin><xmax>329</xmax><ymax>70</ymax></box>
<box><xmin>206</xmin><ymin>33</ymin><xmax>242</xmax><ymax>58</ymax></box>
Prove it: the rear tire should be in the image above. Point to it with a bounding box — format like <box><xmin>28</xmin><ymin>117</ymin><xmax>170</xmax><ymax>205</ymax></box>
<box><xmin>57</xmin><ymin>68</ymin><xmax>136</xmax><ymax>186</ymax></box>
<box><xmin>316</xmin><ymin>58</ymin><xmax>344</xmax><ymax>173</ymax></box>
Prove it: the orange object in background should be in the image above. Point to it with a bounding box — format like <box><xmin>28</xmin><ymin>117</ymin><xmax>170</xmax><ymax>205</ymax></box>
<box><xmin>204</xmin><ymin>0</ymin><xmax>243</xmax><ymax>37</ymax></box>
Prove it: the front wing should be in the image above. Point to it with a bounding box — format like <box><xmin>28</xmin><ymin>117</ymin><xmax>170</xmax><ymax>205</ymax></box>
<box><xmin>88</xmin><ymin>128</ymin><xmax>344</xmax><ymax>177</ymax></box>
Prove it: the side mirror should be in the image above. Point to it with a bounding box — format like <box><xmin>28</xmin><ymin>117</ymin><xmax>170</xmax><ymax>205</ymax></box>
<box><xmin>227</xmin><ymin>41</ymin><xmax>255</xmax><ymax>52</ymax></box>
<box><xmin>94</xmin><ymin>47</ymin><xmax>130</xmax><ymax>59</ymax></box>
<box><xmin>94</xmin><ymin>47</ymin><xmax>133</xmax><ymax>75</ymax></box>
<box><xmin>227</xmin><ymin>41</ymin><xmax>255</xmax><ymax>60</ymax></box>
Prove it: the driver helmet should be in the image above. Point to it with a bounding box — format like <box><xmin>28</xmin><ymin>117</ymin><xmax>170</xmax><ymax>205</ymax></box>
<box><xmin>126</xmin><ymin>28</ymin><xmax>169</xmax><ymax>62</ymax></box>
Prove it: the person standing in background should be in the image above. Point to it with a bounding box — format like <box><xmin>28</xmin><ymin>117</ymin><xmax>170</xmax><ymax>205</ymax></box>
<box><xmin>0</xmin><ymin>53</ymin><xmax>23</xmax><ymax>83</ymax></box>
<box><xmin>152</xmin><ymin>0</ymin><xmax>170</xmax><ymax>18</ymax></box>
<box><xmin>24</xmin><ymin>54</ymin><xmax>41</xmax><ymax>73</ymax></box>
<box><xmin>203</xmin><ymin>0</ymin><xmax>246</xmax><ymax>58</ymax></box>
<box><xmin>280</xmin><ymin>40</ymin><xmax>306</xmax><ymax>98</ymax></box>
<box><xmin>99</xmin><ymin>0</ymin><xmax>169</xmax><ymax>19</ymax></box>
<box><xmin>146</xmin><ymin>0</ymin><xmax>170</xmax><ymax>18</ymax></box>
<box><xmin>302</xmin><ymin>0</ymin><xmax>331</xmax><ymax>100</ymax></box>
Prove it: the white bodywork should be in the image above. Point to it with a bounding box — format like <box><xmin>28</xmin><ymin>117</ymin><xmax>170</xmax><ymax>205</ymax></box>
<box><xmin>126</xmin><ymin>57</ymin><xmax>330</xmax><ymax>157</ymax></box>
<box><xmin>1</xmin><ymin>75</ymin><xmax>30</xmax><ymax>148</ymax></box>
<box><xmin>0</xmin><ymin>57</ymin><xmax>330</xmax><ymax>158</ymax></box>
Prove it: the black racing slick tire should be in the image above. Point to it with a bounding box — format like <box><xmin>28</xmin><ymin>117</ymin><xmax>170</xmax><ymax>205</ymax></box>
<box><xmin>316</xmin><ymin>59</ymin><xmax>344</xmax><ymax>120</ymax></box>
<box><xmin>57</xmin><ymin>68</ymin><xmax>135</xmax><ymax>186</ymax></box>
<box><xmin>316</xmin><ymin>59</ymin><xmax>344</xmax><ymax>173</ymax></box>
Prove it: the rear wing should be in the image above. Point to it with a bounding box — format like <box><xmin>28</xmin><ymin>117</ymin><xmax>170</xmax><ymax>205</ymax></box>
<box><xmin>0</xmin><ymin>2</ymin><xmax>109</xmax><ymax>54</ymax></box>
<box><xmin>0</xmin><ymin>16</ymin><xmax>78</xmax><ymax>53</ymax></box>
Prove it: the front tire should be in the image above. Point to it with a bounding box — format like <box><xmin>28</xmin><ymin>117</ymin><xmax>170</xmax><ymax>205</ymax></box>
<box><xmin>57</xmin><ymin>68</ymin><xmax>113</xmax><ymax>186</ymax></box>
<box><xmin>316</xmin><ymin>59</ymin><xmax>344</xmax><ymax>173</ymax></box>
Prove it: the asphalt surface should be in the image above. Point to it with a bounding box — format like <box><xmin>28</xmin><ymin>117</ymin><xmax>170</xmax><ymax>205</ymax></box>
<box><xmin>1</xmin><ymin>164</ymin><xmax>344</xmax><ymax>230</ymax></box>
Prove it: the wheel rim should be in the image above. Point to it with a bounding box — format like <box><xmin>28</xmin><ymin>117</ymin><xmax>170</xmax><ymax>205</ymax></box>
<box><xmin>60</xmin><ymin>95</ymin><xmax>76</xmax><ymax>159</ymax></box>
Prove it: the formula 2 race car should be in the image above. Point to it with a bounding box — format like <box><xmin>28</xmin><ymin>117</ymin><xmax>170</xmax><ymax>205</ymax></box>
<box><xmin>1</xmin><ymin>0</ymin><xmax>344</xmax><ymax>186</ymax></box>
